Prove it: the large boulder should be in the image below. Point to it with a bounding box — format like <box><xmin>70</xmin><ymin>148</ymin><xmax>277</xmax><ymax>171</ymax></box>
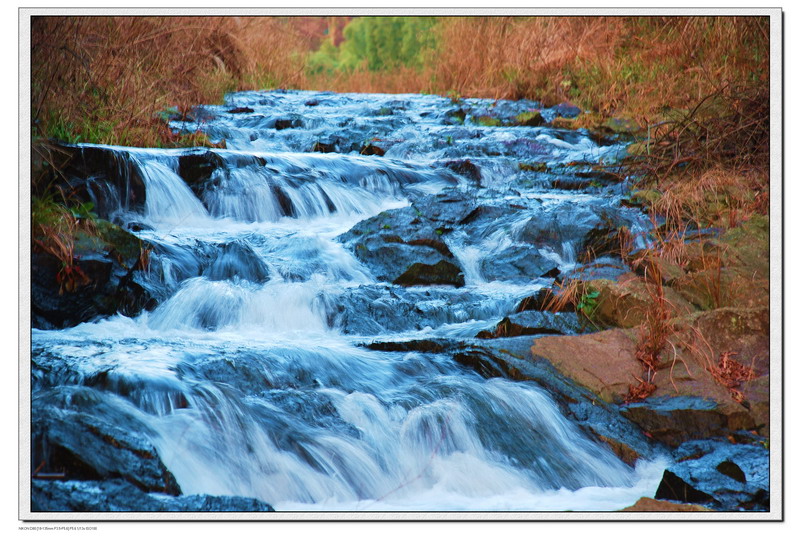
<box><xmin>31</xmin><ymin>387</ymin><xmax>180</xmax><ymax>495</ymax></box>
<box><xmin>339</xmin><ymin>205</ymin><xmax>465</xmax><ymax>284</ymax></box>
<box><xmin>527</xmin><ymin>307</ymin><xmax>770</xmax><ymax>440</ymax></box>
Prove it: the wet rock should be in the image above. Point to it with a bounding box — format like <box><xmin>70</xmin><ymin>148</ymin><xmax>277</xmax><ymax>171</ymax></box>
<box><xmin>475</xmin><ymin>311</ymin><xmax>583</xmax><ymax>339</ymax></box>
<box><xmin>553</xmin><ymin>102</ymin><xmax>582</xmax><ymax>119</ymax></box>
<box><xmin>394</xmin><ymin>260</ymin><xmax>465</xmax><ymax>287</ymax></box>
<box><xmin>31</xmin><ymin>479</ymin><xmax>275</xmax><ymax>512</ymax></box>
<box><xmin>273</xmin><ymin>115</ymin><xmax>303</xmax><ymax>130</ymax></box>
<box><xmin>443</xmin><ymin>159</ymin><xmax>482</xmax><ymax>185</ymax></box>
<box><xmin>227</xmin><ymin>107</ymin><xmax>254</xmax><ymax>114</ymax></box>
<box><xmin>32</xmin><ymin>220</ymin><xmax>154</xmax><ymax>329</ymax></box>
<box><xmin>332</xmin><ymin>286</ymin><xmax>491</xmax><ymax>336</ymax></box>
<box><xmin>31</xmin><ymin>387</ymin><xmax>180</xmax><ymax>495</ymax></box>
<box><xmin>654</xmin><ymin>439</ymin><xmax>769</xmax><ymax>510</ymax></box>
<box><xmin>654</xmin><ymin>472</ymin><xmax>717</xmax><ymax>505</ymax></box>
<box><xmin>580</xmin><ymin>225</ymin><xmax>632</xmax><ymax>261</ymax></box>
<box><xmin>339</xmin><ymin>206</ymin><xmax>464</xmax><ymax>284</ymax></box>
<box><xmin>621</xmin><ymin>397</ymin><xmax>730</xmax><ymax>448</ymax></box>
<box><xmin>716</xmin><ymin>460</ymin><xmax>747</xmax><ymax>483</ymax></box>
<box><xmin>178</xmin><ymin>150</ymin><xmax>225</xmax><ymax>188</ymax></box>
<box><xmin>365</xmin><ymin>339</ymin><xmax>449</xmax><ymax>354</ymax></box>
<box><xmin>32</xmin><ymin>143</ymin><xmax>147</xmax><ymax>218</ymax></box>
<box><xmin>203</xmin><ymin>241</ymin><xmax>270</xmax><ymax>284</ymax></box>
<box><xmin>444</xmin><ymin>108</ymin><xmax>467</xmax><ymax>124</ymax></box>
<box><xmin>480</xmin><ymin>248</ymin><xmax>558</xmax><ymax>284</ymax></box>
<box><xmin>550</xmin><ymin>177</ymin><xmax>597</xmax><ymax>191</ymax></box>
<box><xmin>312</xmin><ymin>140</ymin><xmax>337</xmax><ymax>153</ymax></box>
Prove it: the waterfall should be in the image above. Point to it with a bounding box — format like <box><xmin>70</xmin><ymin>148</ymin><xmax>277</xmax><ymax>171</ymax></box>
<box><xmin>31</xmin><ymin>89</ymin><xmax>663</xmax><ymax>512</ymax></box>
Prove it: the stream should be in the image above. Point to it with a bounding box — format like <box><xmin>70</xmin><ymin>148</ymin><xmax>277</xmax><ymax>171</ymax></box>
<box><xmin>31</xmin><ymin>89</ymin><xmax>667</xmax><ymax>511</ymax></box>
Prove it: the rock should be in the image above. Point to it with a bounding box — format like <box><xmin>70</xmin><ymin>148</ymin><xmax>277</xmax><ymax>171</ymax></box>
<box><xmin>453</xmin><ymin>338</ymin><xmax>659</xmax><ymax>467</ymax></box>
<box><xmin>530</xmin><ymin>328</ymin><xmax>641</xmax><ymax>403</ymax></box>
<box><xmin>553</xmin><ymin>102</ymin><xmax>582</xmax><ymax>119</ymax></box>
<box><xmin>654</xmin><ymin>439</ymin><xmax>769</xmax><ymax>510</ymax></box>
<box><xmin>550</xmin><ymin>178</ymin><xmax>597</xmax><ymax>191</ymax></box>
<box><xmin>273</xmin><ymin>115</ymin><xmax>303</xmax><ymax>130</ymax></box>
<box><xmin>576</xmin><ymin>278</ymin><xmax>696</xmax><ymax>329</ymax></box>
<box><xmin>394</xmin><ymin>260</ymin><xmax>465</xmax><ymax>287</ymax></box>
<box><xmin>529</xmin><ymin>308</ymin><xmax>769</xmax><ymax>434</ymax></box>
<box><xmin>312</xmin><ymin>141</ymin><xmax>336</xmax><ymax>153</ymax></box>
<box><xmin>178</xmin><ymin>150</ymin><xmax>225</xmax><ymax>188</ymax></box>
<box><xmin>32</xmin><ymin>143</ymin><xmax>147</xmax><ymax>219</ymax></box>
<box><xmin>332</xmin><ymin>285</ymin><xmax>492</xmax><ymax>336</ymax></box>
<box><xmin>339</xmin><ymin>206</ymin><xmax>466</xmax><ymax>284</ymax></box>
<box><xmin>480</xmin><ymin>248</ymin><xmax>559</xmax><ymax>284</ymax></box>
<box><xmin>716</xmin><ymin>460</ymin><xmax>747</xmax><ymax>483</ymax></box>
<box><xmin>359</xmin><ymin>143</ymin><xmax>385</xmax><ymax>156</ymax></box>
<box><xmin>621</xmin><ymin>497</ymin><xmax>712</xmax><ymax>512</ymax></box>
<box><xmin>580</xmin><ymin>225</ymin><xmax>632</xmax><ymax>262</ymax></box>
<box><xmin>203</xmin><ymin>241</ymin><xmax>270</xmax><ymax>284</ymax></box>
<box><xmin>621</xmin><ymin>397</ymin><xmax>731</xmax><ymax>447</ymax></box>
<box><xmin>514</xmin><ymin>110</ymin><xmax>546</xmax><ymax>126</ymax></box>
<box><xmin>516</xmin><ymin>288</ymin><xmax>574</xmax><ymax>313</ymax></box>
<box><xmin>227</xmin><ymin>107</ymin><xmax>254</xmax><ymax>114</ymax></box>
<box><xmin>601</xmin><ymin>117</ymin><xmax>640</xmax><ymax>135</ymax></box>
<box><xmin>31</xmin><ymin>387</ymin><xmax>181</xmax><ymax>495</ymax></box>
<box><xmin>32</xmin><ymin>220</ymin><xmax>154</xmax><ymax>329</ymax></box>
<box><xmin>443</xmin><ymin>159</ymin><xmax>482</xmax><ymax>185</ymax></box>
<box><xmin>475</xmin><ymin>311</ymin><xmax>583</xmax><ymax>339</ymax></box>
<box><xmin>31</xmin><ymin>479</ymin><xmax>275</xmax><ymax>512</ymax></box>
<box><xmin>626</xmin><ymin>250</ymin><xmax>686</xmax><ymax>285</ymax></box>
<box><xmin>365</xmin><ymin>339</ymin><xmax>448</xmax><ymax>354</ymax></box>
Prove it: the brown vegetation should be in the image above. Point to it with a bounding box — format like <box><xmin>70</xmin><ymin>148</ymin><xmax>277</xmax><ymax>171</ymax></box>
<box><xmin>31</xmin><ymin>16</ymin><xmax>312</xmax><ymax>146</ymax></box>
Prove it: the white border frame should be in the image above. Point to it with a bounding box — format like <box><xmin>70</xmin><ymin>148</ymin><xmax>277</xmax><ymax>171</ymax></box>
<box><xmin>18</xmin><ymin>7</ymin><xmax>783</xmax><ymax>522</ymax></box>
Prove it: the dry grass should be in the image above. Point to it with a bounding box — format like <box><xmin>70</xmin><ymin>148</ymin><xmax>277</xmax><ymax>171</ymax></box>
<box><xmin>302</xmin><ymin>16</ymin><xmax>768</xmax><ymax>123</ymax></box>
<box><xmin>31</xmin><ymin>16</ymin><xmax>312</xmax><ymax>147</ymax></box>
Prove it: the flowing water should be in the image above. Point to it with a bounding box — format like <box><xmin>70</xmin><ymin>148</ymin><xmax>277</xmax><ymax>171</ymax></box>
<box><xmin>31</xmin><ymin>90</ymin><xmax>665</xmax><ymax>511</ymax></box>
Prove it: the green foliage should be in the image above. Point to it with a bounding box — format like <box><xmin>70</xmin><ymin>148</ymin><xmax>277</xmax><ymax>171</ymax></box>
<box><xmin>308</xmin><ymin>17</ymin><xmax>439</xmax><ymax>74</ymax></box>
<box><xmin>577</xmin><ymin>288</ymin><xmax>600</xmax><ymax>318</ymax></box>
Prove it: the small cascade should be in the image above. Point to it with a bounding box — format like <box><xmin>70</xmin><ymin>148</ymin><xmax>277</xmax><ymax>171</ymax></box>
<box><xmin>136</xmin><ymin>158</ymin><xmax>210</xmax><ymax>226</ymax></box>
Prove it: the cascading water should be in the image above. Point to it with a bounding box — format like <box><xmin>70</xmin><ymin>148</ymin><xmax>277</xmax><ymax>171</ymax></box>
<box><xmin>31</xmin><ymin>90</ymin><xmax>667</xmax><ymax>512</ymax></box>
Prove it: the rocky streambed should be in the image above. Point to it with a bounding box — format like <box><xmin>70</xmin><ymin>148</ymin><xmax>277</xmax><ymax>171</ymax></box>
<box><xmin>29</xmin><ymin>90</ymin><xmax>770</xmax><ymax>514</ymax></box>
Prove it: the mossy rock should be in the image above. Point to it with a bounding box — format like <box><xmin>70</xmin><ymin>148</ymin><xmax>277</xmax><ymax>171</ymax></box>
<box><xmin>581</xmin><ymin>278</ymin><xmax>696</xmax><ymax>329</ymax></box>
<box><xmin>474</xmin><ymin>115</ymin><xmax>502</xmax><ymax>127</ymax></box>
<box><xmin>602</xmin><ymin>117</ymin><xmax>640</xmax><ymax>134</ymax></box>
<box><xmin>623</xmin><ymin>189</ymin><xmax>662</xmax><ymax>208</ymax></box>
<box><xmin>514</xmin><ymin>111</ymin><xmax>545</xmax><ymax>127</ymax></box>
